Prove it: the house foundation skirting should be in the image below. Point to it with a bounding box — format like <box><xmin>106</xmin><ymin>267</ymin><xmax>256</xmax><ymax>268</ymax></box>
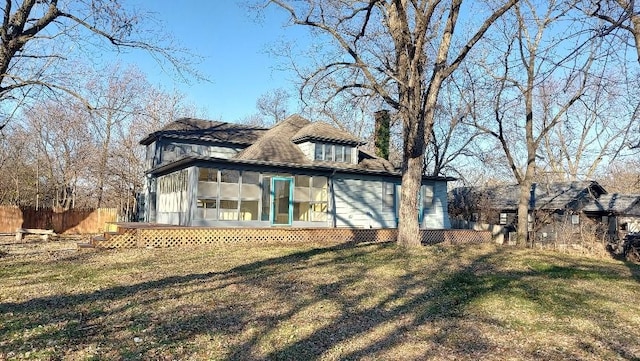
<box><xmin>92</xmin><ymin>225</ymin><xmax>491</xmax><ymax>249</ymax></box>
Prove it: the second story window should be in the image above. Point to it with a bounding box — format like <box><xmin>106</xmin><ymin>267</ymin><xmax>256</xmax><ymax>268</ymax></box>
<box><xmin>314</xmin><ymin>143</ymin><xmax>353</xmax><ymax>163</ymax></box>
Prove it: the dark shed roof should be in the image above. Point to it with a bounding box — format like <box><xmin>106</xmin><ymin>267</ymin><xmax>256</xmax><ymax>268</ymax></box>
<box><xmin>450</xmin><ymin>181</ymin><xmax>606</xmax><ymax>212</ymax></box>
<box><xmin>583</xmin><ymin>194</ymin><xmax>640</xmax><ymax>216</ymax></box>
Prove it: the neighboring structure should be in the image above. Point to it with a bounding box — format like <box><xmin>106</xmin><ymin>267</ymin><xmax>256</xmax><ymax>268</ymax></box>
<box><xmin>449</xmin><ymin>181</ymin><xmax>609</xmax><ymax>241</ymax></box>
<box><xmin>583</xmin><ymin>193</ymin><xmax>640</xmax><ymax>240</ymax></box>
<box><xmin>140</xmin><ymin>114</ymin><xmax>453</xmax><ymax>229</ymax></box>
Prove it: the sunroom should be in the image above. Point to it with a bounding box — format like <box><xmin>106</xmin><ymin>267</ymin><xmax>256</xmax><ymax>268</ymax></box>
<box><xmin>193</xmin><ymin>167</ymin><xmax>329</xmax><ymax>227</ymax></box>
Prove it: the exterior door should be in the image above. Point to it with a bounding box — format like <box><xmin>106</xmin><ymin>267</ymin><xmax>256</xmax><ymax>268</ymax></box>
<box><xmin>271</xmin><ymin>177</ymin><xmax>293</xmax><ymax>225</ymax></box>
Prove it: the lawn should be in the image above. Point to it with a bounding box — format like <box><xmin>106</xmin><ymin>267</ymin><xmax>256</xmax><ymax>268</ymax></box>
<box><xmin>1</xmin><ymin>240</ymin><xmax>639</xmax><ymax>360</ymax></box>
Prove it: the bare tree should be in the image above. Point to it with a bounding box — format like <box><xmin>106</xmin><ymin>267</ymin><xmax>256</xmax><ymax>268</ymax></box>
<box><xmin>243</xmin><ymin>88</ymin><xmax>292</xmax><ymax>127</ymax></box>
<box><xmin>0</xmin><ymin>124</ymin><xmax>35</xmax><ymax>205</ymax></box>
<box><xmin>82</xmin><ymin>64</ymin><xmax>194</xmax><ymax>209</ymax></box>
<box><xmin>580</xmin><ymin>1</ymin><xmax>640</xmax><ymax>148</ymax></box>
<box><xmin>265</xmin><ymin>0</ymin><xmax>517</xmax><ymax>246</ymax></box>
<box><xmin>538</xmin><ymin>72</ymin><xmax>639</xmax><ymax>181</ymax></box>
<box><xmin>469</xmin><ymin>0</ymin><xmax>600</xmax><ymax>244</ymax></box>
<box><xmin>599</xmin><ymin>158</ymin><xmax>640</xmax><ymax>193</ymax></box>
<box><xmin>0</xmin><ymin>63</ymin><xmax>193</xmax><ymax>211</ymax></box>
<box><xmin>81</xmin><ymin>65</ymin><xmax>148</xmax><ymax>207</ymax></box>
<box><xmin>257</xmin><ymin>88</ymin><xmax>290</xmax><ymax>125</ymax></box>
<box><xmin>0</xmin><ymin>0</ymin><xmax>196</xmax><ymax>131</ymax></box>
<box><xmin>110</xmin><ymin>86</ymin><xmax>193</xmax><ymax>218</ymax></box>
<box><xmin>424</xmin><ymin>70</ymin><xmax>484</xmax><ymax>177</ymax></box>
<box><xmin>585</xmin><ymin>0</ymin><xmax>640</xmax><ymax>63</ymax></box>
<box><xmin>26</xmin><ymin>101</ymin><xmax>92</xmax><ymax>209</ymax></box>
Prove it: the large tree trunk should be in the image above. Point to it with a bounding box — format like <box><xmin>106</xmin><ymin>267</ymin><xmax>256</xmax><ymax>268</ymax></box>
<box><xmin>398</xmin><ymin>156</ymin><xmax>423</xmax><ymax>247</ymax></box>
<box><xmin>517</xmin><ymin>22</ymin><xmax>537</xmax><ymax>246</ymax></box>
<box><xmin>516</xmin><ymin>178</ymin><xmax>532</xmax><ymax>246</ymax></box>
<box><xmin>397</xmin><ymin>74</ymin><xmax>443</xmax><ymax>247</ymax></box>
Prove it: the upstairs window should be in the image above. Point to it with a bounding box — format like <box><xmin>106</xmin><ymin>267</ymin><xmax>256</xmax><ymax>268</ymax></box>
<box><xmin>314</xmin><ymin>144</ymin><xmax>323</xmax><ymax>160</ymax></box>
<box><xmin>314</xmin><ymin>143</ymin><xmax>353</xmax><ymax>163</ymax></box>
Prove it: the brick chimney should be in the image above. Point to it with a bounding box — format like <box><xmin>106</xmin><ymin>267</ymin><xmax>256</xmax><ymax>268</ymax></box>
<box><xmin>374</xmin><ymin>110</ymin><xmax>390</xmax><ymax>160</ymax></box>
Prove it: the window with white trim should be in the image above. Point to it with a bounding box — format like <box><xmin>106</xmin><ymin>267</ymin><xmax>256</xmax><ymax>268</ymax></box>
<box><xmin>499</xmin><ymin>213</ymin><xmax>508</xmax><ymax>225</ymax></box>
<box><xmin>314</xmin><ymin>143</ymin><xmax>353</xmax><ymax>163</ymax></box>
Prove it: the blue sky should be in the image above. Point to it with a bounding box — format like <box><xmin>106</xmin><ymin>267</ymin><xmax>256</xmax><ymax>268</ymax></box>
<box><xmin>115</xmin><ymin>1</ymin><xmax>306</xmax><ymax>122</ymax></box>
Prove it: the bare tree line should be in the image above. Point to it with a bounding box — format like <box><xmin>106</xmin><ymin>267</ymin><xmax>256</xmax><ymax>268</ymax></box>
<box><xmin>0</xmin><ymin>0</ymin><xmax>201</xmax><ymax>214</ymax></box>
<box><xmin>0</xmin><ymin>64</ymin><xmax>194</xmax><ymax>212</ymax></box>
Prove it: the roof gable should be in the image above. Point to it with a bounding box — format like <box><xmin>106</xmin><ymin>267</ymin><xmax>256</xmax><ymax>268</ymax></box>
<box><xmin>235</xmin><ymin>115</ymin><xmax>311</xmax><ymax>164</ymax></box>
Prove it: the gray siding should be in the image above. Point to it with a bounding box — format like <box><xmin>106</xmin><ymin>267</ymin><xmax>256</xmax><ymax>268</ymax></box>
<box><xmin>332</xmin><ymin>174</ymin><xmax>451</xmax><ymax>229</ymax></box>
<box><xmin>332</xmin><ymin>175</ymin><xmax>397</xmax><ymax>228</ymax></box>
<box><xmin>420</xmin><ymin>180</ymin><xmax>451</xmax><ymax>229</ymax></box>
<box><xmin>145</xmin><ymin>141</ymin><xmax>157</xmax><ymax>169</ymax></box>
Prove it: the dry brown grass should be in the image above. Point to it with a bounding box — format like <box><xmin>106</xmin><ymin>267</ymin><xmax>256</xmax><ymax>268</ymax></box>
<box><xmin>1</xmin><ymin>239</ymin><xmax>639</xmax><ymax>360</ymax></box>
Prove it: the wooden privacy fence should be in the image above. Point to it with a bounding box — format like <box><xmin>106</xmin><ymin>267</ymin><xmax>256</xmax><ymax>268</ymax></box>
<box><xmin>0</xmin><ymin>206</ymin><xmax>117</xmax><ymax>234</ymax></box>
<box><xmin>94</xmin><ymin>225</ymin><xmax>491</xmax><ymax>248</ymax></box>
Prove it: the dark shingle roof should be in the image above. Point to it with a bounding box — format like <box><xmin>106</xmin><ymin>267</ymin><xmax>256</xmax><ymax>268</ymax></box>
<box><xmin>356</xmin><ymin>148</ymin><xmax>396</xmax><ymax>172</ymax></box>
<box><xmin>583</xmin><ymin>194</ymin><xmax>640</xmax><ymax>215</ymax></box>
<box><xmin>533</xmin><ymin>181</ymin><xmax>605</xmax><ymax>210</ymax></box>
<box><xmin>159</xmin><ymin>117</ymin><xmax>218</xmax><ymax>131</ymax></box>
<box><xmin>291</xmin><ymin>121</ymin><xmax>364</xmax><ymax>145</ymax></box>
<box><xmin>140</xmin><ymin>117</ymin><xmax>268</xmax><ymax>146</ymax></box>
<box><xmin>234</xmin><ymin>115</ymin><xmax>397</xmax><ymax>173</ymax></box>
<box><xmin>450</xmin><ymin>181</ymin><xmax>606</xmax><ymax>211</ymax></box>
<box><xmin>235</xmin><ymin>114</ymin><xmax>311</xmax><ymax>164</ymax></box>
<box><xmin>144</xmin><ymin>114</ymin><xmax>404</xmax><ymax>175</ymax></box>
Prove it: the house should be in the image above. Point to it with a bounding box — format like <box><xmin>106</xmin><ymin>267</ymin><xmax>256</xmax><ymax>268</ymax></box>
<box><xmin>139</xmin><ymin>114</ymin><xmax>453</xmax><ymax>229</ymax></box>
<box><xmin>582</xmin><ymin>193</ymin><xmax>640</xmax><ymax>240</ymax></box>
<box><xmin>449</xmin><ymin>181</ymin><xmax>607</xmax><ymax>239</ymax></box>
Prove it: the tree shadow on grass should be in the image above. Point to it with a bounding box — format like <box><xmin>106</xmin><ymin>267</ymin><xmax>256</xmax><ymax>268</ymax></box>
<box><xmin>0</xmin><ymin>242</ymin><xmax>376</xmax><ymax>358</ymax></box>
<box><xmin>1</xmin><ymin>242</ymin><xmax>639</xmax><ymax>360</ymax></box>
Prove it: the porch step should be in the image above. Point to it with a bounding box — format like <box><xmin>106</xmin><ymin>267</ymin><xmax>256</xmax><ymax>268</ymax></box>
<box><xmin>77</xmin><ymin>242</ymin><xmax>95</xmax><ymax>249</ymax></box>
<box><xmin>92</xmin><ymin>235</ymin><xmax>107</xmax><ymax>243</ymax></box>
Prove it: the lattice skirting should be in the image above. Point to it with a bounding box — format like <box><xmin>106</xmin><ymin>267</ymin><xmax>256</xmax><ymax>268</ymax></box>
<box><xmin>421</xmin><ymin>229</ymin><xmax>490</xmax><ymax>245</ymax></box>
<box><xmin>95</xmin><ymin>227</ymin><xmax>491</xmax><ymax>249</ymax></box>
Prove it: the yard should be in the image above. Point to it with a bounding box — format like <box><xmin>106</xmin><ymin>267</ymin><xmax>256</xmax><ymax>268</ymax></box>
<box><xmin>1</xmin><ymin>238</ymin><xmax>639</xmax><ymax>360</ymax></box>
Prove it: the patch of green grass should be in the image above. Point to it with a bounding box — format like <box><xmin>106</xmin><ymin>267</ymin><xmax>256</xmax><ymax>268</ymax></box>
<box><xmin>1</xmin><ymin>241</ymin><xmax>640</xmax><ymax>360</ymax></box>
